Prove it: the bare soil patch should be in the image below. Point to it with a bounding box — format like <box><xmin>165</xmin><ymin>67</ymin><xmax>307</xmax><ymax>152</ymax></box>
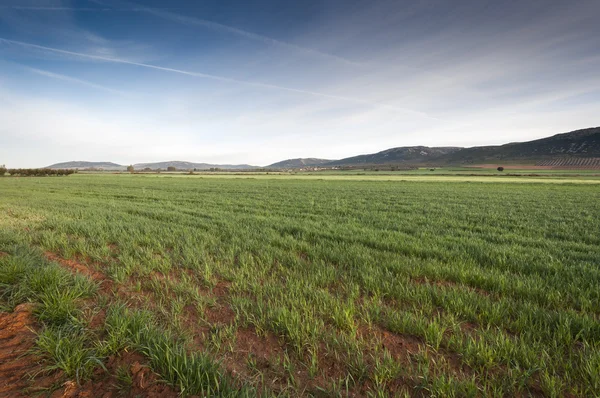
<box><xmin>204</xmin><ymin>303</ymin><xmax>236</xmax><ymax>325</ymax></box>
<box><xmin>34</xmin><ymin>252</ymin><xmax>181</xmax><ymax>397</ymax></box>
<box><xmin>0</xmin><ymin>304</ymin><xmax>62</xmax><ymax>397</ymax></box>
<box><xmin>377</xmin><ymin>328</ymin><xmax>422</xmax><ymax>362</ymax></box>
<box><xmin>44</xmin><ymin>252</ymin><xmax>113</xmax><ymax>294</ymax></box>
<box><xmin>63</xmin><ymin>352</ymin><xmax>179</xmax><ymax>398</ymax></box>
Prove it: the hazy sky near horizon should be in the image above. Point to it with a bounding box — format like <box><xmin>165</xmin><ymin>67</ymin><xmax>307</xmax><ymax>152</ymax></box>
<box><xmin>1</xmin><ymin>0</ymin><xmax>599</xmax><ymax>167</ymax></box>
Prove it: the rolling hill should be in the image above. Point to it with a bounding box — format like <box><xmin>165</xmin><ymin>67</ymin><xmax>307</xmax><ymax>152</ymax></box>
<box><xmin>133</xmin><ymin>161</ymin><xmax>257</xmax><ymax>170</ymax></box>
<box><xmin>326</xmin><ymin>147</ymin><xmax>462</xmax><ymax>166</ymax></box>
<box><xmin>435</xmin><ymin>127</ymin><xmax>600</xmax><ymax>164</ymax></box>
<box><xmin>46</xmin><ymin>161</ymin><xmax>125</xmax><ymax>170</ymax></box>
<box><xmin>318</xmin><ymin>127</ymin><xmax>600</xmax><ymax>167</ymax></box>
<box><xmin>267</xmin><ymin>158</ymin><xmax>334</xmax><ymax>168</ymax></box>
<box><xmin>44</xmin><ymin>126</ymin><xmax>600</xmax><ymax>170</ymax></box>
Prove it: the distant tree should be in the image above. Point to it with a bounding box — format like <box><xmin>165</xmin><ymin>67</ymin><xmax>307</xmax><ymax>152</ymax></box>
<box><xmin>167</xmin><ymin>166</ymin><xmax>176</xmax><ymax>172</ymax></box>
<box><xmin>0</xmin><ymin>165</ymin><xmax>6</xmax><ymax>176</ymax></box>
<box><xmin>127</xmin><ymin>165</ymin><xmax>135</xmax><ymax>173</ymax></box>
<box><xmin>497</xmin><ymin>166</ymin><xmax>504</xmax><ymax>172</ymax></box>
<box><xmin>4</xmin><ymin>168</ymin><xmax>74</xmax><ymax>177</ymax></box>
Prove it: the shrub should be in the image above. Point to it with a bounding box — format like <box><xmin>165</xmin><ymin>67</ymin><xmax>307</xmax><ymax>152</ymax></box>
<box><xmin>497</xmin><ymin>166</ymin><xmax>504</xmax><ymax>172</ymax></box>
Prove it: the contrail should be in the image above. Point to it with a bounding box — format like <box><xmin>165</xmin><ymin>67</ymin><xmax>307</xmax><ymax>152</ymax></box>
<box><xmin>0</xmin><ymin>5</ymin><xmax>180</xmax><ymax>11</ymax></box>
<box><xmin>0</xmin><ymin>38</ymin><xmax>436</xmax><ymax>119</ymax></box>
<box><xmin>95</xmin><ymin>0</ymin><xmax>364</xmax><ymax>68</ymax></box>
<box><xmin>23</xmin><ymin>66</ymin><xmax>128</xmax><ymax>96</ymax></box>
<box><xmin>137</xmin><ymin>6</ymin><xmax>364</xmax><ymax>68</ymax></box>
<box><xmin>0</xmin><ymin>6</ymin><xmax>110</xmax><ymax>10</ymax></box>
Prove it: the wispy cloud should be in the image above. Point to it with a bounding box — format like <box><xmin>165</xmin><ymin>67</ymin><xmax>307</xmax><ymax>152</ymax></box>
<box><xmin>2</xmin><ymin>0</ymin><xmax>598</xmax><ymax>168</ymax></box>
<box><xmin>0</xmin><ymin>6</ymin><xmax>112</xmax><ymax>11</ymax></box>
<box><xmin>116</xmin><ymin>1</ymin><xmax>364</xmax><ymax>68</ymax></box>
<box><xmin>22</xmin><ymin>65</ymin><xmax>128</xmax><ymax>96</ymax></box>
<box><xmin>0</xmin><ymin>6</ymin><xmax>184</xmax><ymax>11</ymax></box>
<box><xmin>0</xmin><ymin>38</ymin><xmax>435</xmax><ymax>119</ymax></box>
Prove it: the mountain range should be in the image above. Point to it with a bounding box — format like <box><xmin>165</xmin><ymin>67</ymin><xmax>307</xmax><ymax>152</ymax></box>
<box><xmin>133</xmin><ymin>161</ymin><xmax>256</xmax><ymax>170</ymax></box>
<box><xmin>434</xmin><ymin>127</ymin><xmax>600</xmax><ymax>165</ymax></box>
<box><xmin>268</xmin><ymin>126</ymin><xmax>600</xmax><ymax>168</ymax></box>
<box><xmin>46</xmin><ymin>161</ymin><xmax>257</xmax><ymax>170</ymax></box>
<box><xmin>47</xmin><ymin>127</ymin><xmax>600</xmax><ymax>170</ymax></box>
<box><xmin>324</xmin><ymin>147</ymin><xmax>462</xmax><ymax>167</ymax></box>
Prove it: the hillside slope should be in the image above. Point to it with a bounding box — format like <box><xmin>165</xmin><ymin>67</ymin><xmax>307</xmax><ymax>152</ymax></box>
<box><xmin>267</xmin><ymin>158</ymin><xmax>334</xmax><ymax>168</ymax></box>
<box><xmin>47</xmin><ymin>161</ymin><xmax>124</xmax><ymax>170</ymax></box>
<box><xmin>327</xmin><ymin>147</ymin><xmax>462</xmax><ymax>166</ymax></box>
<box><xmin>438</xmin><ymin>127</ymin><xmax>600</xmax><ymax>164</ymax></box>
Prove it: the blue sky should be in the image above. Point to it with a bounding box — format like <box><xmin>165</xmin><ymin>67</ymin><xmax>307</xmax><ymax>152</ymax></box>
<box><xmin>1</xmin><ymin>0</ymin><xmax>599</xmax><ymax>167</ymax></box>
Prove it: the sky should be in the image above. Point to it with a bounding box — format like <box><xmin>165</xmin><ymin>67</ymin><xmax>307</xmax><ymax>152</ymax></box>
<box><xmin>1</xmin><ymin>0</ymin><xmax>599</xmax><ymax>167</ymax></box>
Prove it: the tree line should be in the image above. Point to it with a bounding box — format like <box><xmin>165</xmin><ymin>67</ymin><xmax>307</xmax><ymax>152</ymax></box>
<box><xmin>0</xmin><ymin>167</ymin><xmax>76</xmax><ymax>177</ymax></box>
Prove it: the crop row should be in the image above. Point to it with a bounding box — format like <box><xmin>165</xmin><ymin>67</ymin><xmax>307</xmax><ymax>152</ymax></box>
<box><xmin>1</xmin><ymin>175</ymin><xmax>599</xmax><ymax>396</ymax></box>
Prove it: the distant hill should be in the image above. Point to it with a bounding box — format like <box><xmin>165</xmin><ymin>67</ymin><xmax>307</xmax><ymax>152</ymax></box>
<box><xmin>46</xmin><ymin>160</ymin><xmax>257</xmax><ymax>170</ymax></box>
<box><xmin>436</xmin><ymin>127</ymin><xmax>600</xmax><ymax>164</ymax></box>
<box><xmin>327</xmin><ymin>147</ymin><xmax>462</xmax><ymax>166</ymax></box>
<box><xmin>46</xmin><ymin>161</ymin><xmax>124</xmax><ymax>170</ymax></box>
<box><xmin>133</xmin><ymin>161</ymin><xmax>257</xmax><ymax>170</ymax></box>
<box><xmin>320</xmin><ymin>127</ymin><xmax>600</xmax><ymax>167</ymax></box>
<box><xmin>43</xmin><ymin>127</ymin><xmax>600</xmax><ymax>171</ymax></box>
<box><xmin>267</xmin><ymin>158</ymin><xmax>334</xmax><ymax>168</ymax></box>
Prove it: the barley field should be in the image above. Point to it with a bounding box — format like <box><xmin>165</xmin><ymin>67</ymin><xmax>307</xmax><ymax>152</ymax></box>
<box><xmin>1</xmin><ymin>174</ymin><xmax>599</xmax><ymax>397</ymax></box>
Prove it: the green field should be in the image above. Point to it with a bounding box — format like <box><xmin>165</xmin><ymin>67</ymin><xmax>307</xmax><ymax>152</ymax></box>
<box><xmin>1</xmin><ymin>174</ymin><xmax>600</xmax><ymax>396</ymax></box>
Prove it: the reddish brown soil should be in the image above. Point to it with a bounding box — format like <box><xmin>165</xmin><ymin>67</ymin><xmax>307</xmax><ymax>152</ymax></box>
<box><xmin>88</xmin><ymin>308</ymin><xmax>107</xmax><ymax>330</ymax></box>
<box><xmin>35</xmin><ymin>250</ymin><xmax>479</xmax><ymax>396</ymax></box>
<box><xmin>219</xmin><ymin>327</ymin><xmax>285</xmax><ymax>392</ymax></box>
<box><xmin>235</xmin><ymin>328</ymin><xmax>283</xmax><ymax>361</ymax></box>
<box><xmin>201</xmin><ymin>280</ymin><xmax>236</xmax><ymax>325</ymax></box>
<box><xmin>44</xmin><ymin>252</ymin><xmax>113</xmax><ymax>294</ymax></box>
<box><xmin>377</xmin><ymin>328</ymin><xmax>422</xmax><ymax>362</ymax></box>
<box><xmin>204</xmin><ymin>303</ymin><xmax>236</xmax><ymax>325</ymax></box>
<box><xmin>61</xmin><ymin>352</ymin><xmax>179</xmax><ymax>398</ymax></box>
<box><xmin>211</xmin><ymin>280</ymin><xmax>232</xmax><ymax>298</ymax></box>
<box><xmin>0</xmin><ymin>304</ymin><xmax>63</xmax><ymax>397</ymax></box>
<box><xmin>31</xmin><ymin>251</ymin><xmax>180</xmax><ymax>397</ymax></box>
<box><xmin>365</xmin><ymin>323</ymin><xmax>475</xmax><ymax>381</ymax></box>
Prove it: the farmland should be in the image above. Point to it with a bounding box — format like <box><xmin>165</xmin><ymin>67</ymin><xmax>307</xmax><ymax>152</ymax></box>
<box><xmin>1</xmin><ymin>174</ymin><xmax>600</xmax><ymax>397</ymax></box>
